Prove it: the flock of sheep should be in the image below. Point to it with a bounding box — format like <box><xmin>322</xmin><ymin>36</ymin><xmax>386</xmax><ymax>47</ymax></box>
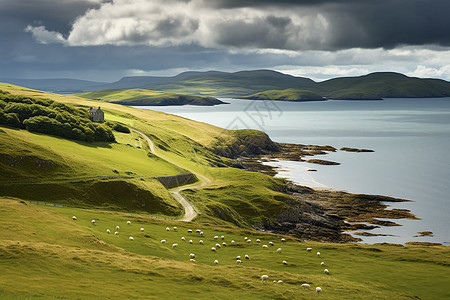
<box><xmin>75</xmin><ymin>216</ymin><xmax>329</xmax><ymax>294</ymax></box>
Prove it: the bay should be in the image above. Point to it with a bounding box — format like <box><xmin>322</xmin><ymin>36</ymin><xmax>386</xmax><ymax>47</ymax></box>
<box><xmin>135</xmin><ymin>98</ymin><xmax>450</xmax><ymax>245</ymax></box>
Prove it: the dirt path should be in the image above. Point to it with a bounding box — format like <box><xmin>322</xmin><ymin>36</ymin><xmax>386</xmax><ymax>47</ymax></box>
<box><xmin>131</xmin><ymin>129</ymin><xmax>211</xmax><ymax>222</ymax></box>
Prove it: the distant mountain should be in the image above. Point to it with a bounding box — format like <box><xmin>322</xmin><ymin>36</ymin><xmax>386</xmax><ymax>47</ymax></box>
<box><xmin>76</xmin><ymin>89</ymin><xmax>226</xmax><ymax>106</ymax></box>
<box><xmin>244</xmin><ymin>88</ymin><xmax>324</xmax><ymax>101</ymax></box>
<box><xmin>0</xmin><ymin>78</ymin><xmax>107</xmax><ymax>94</ymax></box>
<box><xmin>2</xmin><ymin>70</ymin><xmax>450</xmax><ymax>100</ymax></box>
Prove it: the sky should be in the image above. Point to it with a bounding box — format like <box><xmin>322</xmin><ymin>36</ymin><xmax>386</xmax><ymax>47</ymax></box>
<box><xmin>1</xmin><ymin>0</ymin><xmax>450</xmax><ymax>82</ymax></box>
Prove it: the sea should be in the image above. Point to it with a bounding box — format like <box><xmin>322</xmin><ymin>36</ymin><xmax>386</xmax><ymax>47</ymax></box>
<box><xmin>134</xmin><ymin>98</ymin><xmax>450</xmax><ymax>245</ymax></box>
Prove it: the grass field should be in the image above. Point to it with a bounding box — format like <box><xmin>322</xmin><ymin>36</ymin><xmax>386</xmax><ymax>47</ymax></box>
<box><xmin>0</xmin><ymin>83</ymin><xmax>449</xmax><ymax>299</ymax></box>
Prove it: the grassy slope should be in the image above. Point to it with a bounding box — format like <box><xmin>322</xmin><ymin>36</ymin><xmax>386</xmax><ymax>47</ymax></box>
<box><xmin>0</xmin><ymin>198</ymin><xmax>448</xmax><ymax>299</ymax></box>
<box><xmin>244</xmin><ymin>88</ymin><xmax>324</xmax><ymax>101</ymax></box>
<box><xmin>76</xmin><ymin>88</ymin><xmax>225</xmax><ymax>106</ymax></box>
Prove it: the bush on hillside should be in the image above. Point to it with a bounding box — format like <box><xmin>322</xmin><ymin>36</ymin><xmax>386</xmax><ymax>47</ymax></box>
<box><xmin>0</xmin><ymin>90</ymin><xmax>115</xmax><ymax>142</ymax></box>
<box><xmin>112</xmin><ymin>123</ymin><xmax>131</xmax><ymax>133</ymax></box>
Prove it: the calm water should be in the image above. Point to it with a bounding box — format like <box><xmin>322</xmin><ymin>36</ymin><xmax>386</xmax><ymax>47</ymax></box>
<box><xmin>135</xmin><ymin>98</ymin><xmax>450</xmax><ymax>245</ymax></box>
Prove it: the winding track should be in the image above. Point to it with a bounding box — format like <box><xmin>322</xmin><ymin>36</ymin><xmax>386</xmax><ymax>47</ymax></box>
<box><xmin>131</xmin><ymin>129</ymin><xmax>211</xmax><ymax>222</ymax></box>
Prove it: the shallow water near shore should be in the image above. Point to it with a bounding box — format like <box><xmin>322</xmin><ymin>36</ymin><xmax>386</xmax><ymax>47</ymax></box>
<box><xmin>135</xmin><ymin>97</ymin><xmax>450</xmax><ymax>245</ymax></box>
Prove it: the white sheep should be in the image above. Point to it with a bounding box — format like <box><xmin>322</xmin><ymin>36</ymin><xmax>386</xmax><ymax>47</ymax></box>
<box><xmin>236</xmin><ymin>255</ymin><xmax>241</xmax><ymax>260</ymax></box>
<box><xmin>72</xmin><ymin>216</ymin><xmax>77</xmax><ymax>220</ymax></box>
<box><xmin>231</xmin><ymin>240</ymin><xmax>235</xmax><ymax>244</ymax></box>
<box><xmin>172</xmin><ymin>243</ymin><xmax>178</xmax><ymax>248</ymax></box>
<box><xmin>189</xmin><ymin>253</ymin><xmax>195</xmax><ymax>258</ymax></box>
<box><xmin>196</xmin><ymin>229</ymin><xmax>201</xmax><ymax>234</ymax></box>
<box><xmin>127</xmin><ymin>221</ymin><xmax>131</xmax><ymax>225</ymax></box>
<box><xmin>269</xmin><ymin>241</ymin><xmax>274</xmax><ymax>246</ymax></box>
<box><xmin>91</xmin><ymin>219</ymin><xmax>95</xmax><ymax>224</ymax></box>
<box><xmin>256</xmin><ymin>239</ymin><xmax>261</xmax><ymax>243</ymax></box>
<box><xmin>199</xmin><ymin>240</ymin><xmax>204</xmax><ymax>244</ymax></box>
<box><xmin>245</xmin><ymin>254</ymin><xmax>249</xmax><ymax>260</ymax></box>
<box><xmin>306</xmin><ymin>247</ymin><xmax>312</xmax><ymax>252</ymax></box>
<box><xmin>189</xmin><ymin>239</ymin><xmax>193</xmax><ymax>244</ymax></box>
<box><xmin>214</xmin><ymin>259</ymin><xmax>219</xmax><ymax>264</ymax></box>
<box><xmin>244</xmin><ymin>237</ymin><xmax>248</xmax><ymax>240</ymax></box>
<box><xmin>321</xmin><ymin>262</ymin><xmax>325</xmax><ymax>266</ymax></box>
<box><xmin>181</xmin><ymin>237</ymin><xmax>186</xmax><ymax>241</ymax></box>
<box><xmin>316</xmin><ymin>287</ymin><xmax>322</xmax><ymax>294</ymax></box>
<box><xmin>173</xmin><ymin>226</ymin><xmax>177</xmax><ymax>231</ymax></box>
<box><xmin>129</xmin><ymin>236</ymin><xmax>134</xmax><ymax>241</ymax></box>
<box><xmin>317</xmin><ymin>251</ymin><xmax>321</xmax><ymax>257</ymax></box>
<box><xmin>200</xmin><ymin>231</ymin><xmax>204</xmax><ymax>236</ymax></box>
<box><xmin>276</xmin><ymin>248</ymin><xmax>282</xmax><ymax>253</ymax></box>
<box><xmin>161</xmin><ymin>239</ymin><xmax>166</xmax><ymax>243</ymax></box>
<box><xmin>246</xmin><ymin>239</ymin><xmax>252</xmax><ymax>243</ymax></box>
<box><xmin>116</xmin><ymin>225</ymin><xmax>120</xmax><ymax>230</ymax></box>
<box><xmin>281</xmin><ymin>238</ymin><xmax>286</xmax><ymax>243</ymax></box>
<box><xmin>222</xmin><ymin>242</ymin><xmax>227</xmax><ymax>247</ymax></box>
<box><xmin>262</xmin><ymin>245</ymin><xmax>268</xmax><ymax>249</ymax></box>
<box><xmin>282</xmin><ymin>260</ymin><xmax>287</xmax><ymax>265</ymax></box>
<box><xmin>214</xmin><ymin>236</ymin><xmax>219</xmax><ymax>240</ymax></box>
<box><xmin>220</xmin><ymin>235</ymin><xmax>225</xmax><ymax>240</ymax></box>
<box><xmin>261</xmin><ymin>275</ymin><xmax>269</xmax><ymax>283</ymax></box>
<box><xmin>215</xmin><ymin>243</ymin><xmax>221</xmax><ymax>248</ymax></box>
<box><xmin>106</xmin><ymin>229</ymin><xmax>111</xmax><ymax>234</ymax></box>
<box><xmin>188</xmin><ymin>229</ymin><xmax>192</xmax><ymax>234</ymax></box>
<box><xmin>189</xmin><ymin>258</ymin><xmax>196</xmax><ymax>263</ymax></box>
<box><xmin>277</xmin><ymin>280</ymin><xmax>283</xmax><ymax>284</ymax></box>
<box><xmin>236</xmin><ymin>259</ymin><xmax>242</xmax><ymax>264</ymax></box>
<box><xmin>324</xmin><ymin>269</ymin><xmax>330</xmax><ymax>274</ymax></box>
<box><xmin>301</xmin><ymin>283</ymin><xmax>311</xmax><ymax>289</ymax></box>
<box><xmin>165</xmin><ymin>227</ymin><xmax>170</xmax><ymax>231</ymax></box>
<box><xmin>140</xmin><ymin>227</ymin><xmax>144</xmax><ymax>232</ymax></box>
<box><xmin>211</xmin><ymin>247</ymin><xmax>217</xmax><ymax>252</ymax></box>
<box><xmin>114</xmin><ymin>231</ymin><xmax>118</xmax><ymax>235</ymax></box>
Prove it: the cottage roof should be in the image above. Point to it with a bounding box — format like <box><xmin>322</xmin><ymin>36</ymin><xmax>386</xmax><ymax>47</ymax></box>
<box><xmin>89</xmin><ymin>107</ymin><xmax>102</xmax><ymax>113</ymax></box>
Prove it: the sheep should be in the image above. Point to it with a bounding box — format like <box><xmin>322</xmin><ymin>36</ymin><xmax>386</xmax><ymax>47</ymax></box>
<box><xmin>129</xmin><ymin>236</ymin><xmax>134</xmax><ymax>241</ymax></box>
<box><xmin>72</xmin><ymin>216</ymin><xmax>77</xmax><ymax>220</ymax></box>
<box><xmin>181</xmin><ymin>237</ymin><xmax>186</xmax><ymax>241</ymax></box>
<box><xmin>306</xmin><ymin>247</ymin><xmax>312</xmax><ymax>252</ymax></box>
<box><xmin>200</xmin><ymin>231</ymin><xmax>204</xmax><ymax>236</ymax></box>
<box><xmin>211</xmin><ymin>247</ymin><xmax>217</xmax><ymax>252</ymax></box>
<box><xmin>245</xmin><ymin>254</ymin><xmax>249</xmax><ymax>260</ymax></box>
<box><xmin>91</xmin><ymin>219</ymin><xmax>96</xmax><ymax>224</ymax></box>
<box><xmin>161</xmin><ymin>239</ymin><xmax>166</xmax><ymax>243</ymax></box>
<box><xmin>256</xmin><ymin>239</ymin><xmax>261</xmax><ymax>243</ymax></box>
<box><xmin>301</xmin><ymin>283</ymin><xmax>311</xmax><ymax>289</ymax></box>
<box><xmin>324</xmin><ymin>269</ymin><xmax>330</xmax><ymax>274</ymax></box>
<box><xmin>222</xmin><ymin>242</ymin><xmax>227</xmax><ymax>247</ymax></box>
<box><xmin>277</xmin><ymin>280</ymin><xmax>283</xmax><ymax>284</ymax></box>
<box><xmin>199</xmin><ymin>240</ymin><xmax>204</xmax><ymax>244</ymax></box>
<box><xmin>140</xmin><ymin>227</ymin><xmax>145</xmax><ymax>232</ymax></box>
<box><xmin>220</xmin><ymin>235</ymin><xmax>225</xmax><ymax>240</ymax></box>
<box><xmin>317</xmin><ymin>251</ymin><xmax>321</xmax><ymax>257</ymax></box>
<box><xmin>269</xmin><ymin>241</ymin><xmax>274</xmax><ymax>246</ymax></box>
<box><xmin>244</xmin><ymin>237</ymin><xmax>248</xmax><ymax>241</ymax></box>
<box><xmin>246</xmin><ymin>239</ymin><xmax>252</xmax><ymax>243</ymax></box>
<box><xmin>316</xmin><ymin>287</ymin><xmax>322</xmax><ymax>294</ymax></box>
<box><xmin>215</xmin><ymin>243</ymin><xmax>221</xmax><ymax>248</ymax></box>
<box><xmin>276</xmin><ymin>248</ymin><xmax>282</xmax><ymax>253</ymax></box>
<box><xmin>235</xmin><ymin>255</ymin><xmax>241</xmax><ymax>260</ymax></box>
<box><xmin>187</xmin><ymin>229</ymin><xmax>192</xmax><ymax>234</ymax></box>
<box><xmin>282</xmin><ymin>260</ymin><xmax>288</xmax><ymax>265</ymax></box>
<box><xmin>172</xmin><ymin>243</ymin><xmax>178</xmax><ymax>248</ymax></box>
<box><xmin>281</xmin><ymin>238</ymin><xmax>286</xmax><ymax>243</ymax></box>
<box><xmin>116</xmin><ymin>225</ymin><xmax>120</xmax><ymax>230</ymax></box>
<box><xmin>214</xmin><ymin>259</ymin><xmax>219</xmax><ymax>264</ymax></box>
<box><xmin>231</xmin><ymin>240</ymin><xmax>235</xmax><ymax>245</ymax></box>
<box><xmin>189</xmin><ymin>259</ymin><xmax>196</xmax><ymax>263</ymax></box>
<box><xmin>262</xmin><ymin>245</ymin><xmax>268</xmax><ymax>249</ymax></box>
<box><xmin>106</xmin><ymin>229</ymin><xmax>111</xmax><ymax>234</ymax></box>
<box><xmin>273</xmin><ymin>280</ymin><xmax>277</xmax><ymax>283</ymax></box>
<box><xmin>127</xmin><ymin>221</ymin><xmax>131</xmax><ymax>225</ymax></box>
<box><xmin>196</xmin><ymin>229</ymin><xmax>201</xmax><ymax>234</ymax></box>
<box><xmin>261</xmin><ymin>275</ymin><xmax>269</xmax><ymax>283</ymax></box>
<box><xmin>165</xmin><ymin>227</ymin><xmax>170</xmax><ymax>231</ymax></box>
<box><xmin>321</xmin><ymin>262</ymin><xmax>325</xmax><ymax>266</ymax></box>
<box><xmin>214</xmin><ymin>236</ymin><xmax>219</xmax><ymax>240</ymax></box>
<box><xmin>189</xmin><ymin>253</ymin><xmax>195</xmax><ymax>258</ymax></box>
<box><xmin>114</xmin><ymin>231</ymin><xmax>119</xmax><ymax>235</ymax></box>
<box><xmin>189</xmin><ymin>239</ymin><xmax>193</xmax><ymax>244</ymax></box>
<box><xmin>236</xmin><ymin>259</ymin><xmax>242</xmax><ymax>264</ymax></box>
<box><xmin>173</xmin><ymin>226</ymin><xmax>178</xmax><ymax>232</ymax></box>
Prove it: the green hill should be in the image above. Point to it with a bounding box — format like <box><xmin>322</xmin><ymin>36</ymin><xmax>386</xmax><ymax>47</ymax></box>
<box><xmin>0</xmin><ymin>83</ymin><xmax>449</xmax><ymax>299</ymax></box>
<box><xmin>76</xmin><ymin>88</ymin><xmax>226</xmax><ymax>106</ymax></box>
<box><xmin>244</xmin><ymin>88</ymin><xmax>325</xmax><ymax>101</ymax></box>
